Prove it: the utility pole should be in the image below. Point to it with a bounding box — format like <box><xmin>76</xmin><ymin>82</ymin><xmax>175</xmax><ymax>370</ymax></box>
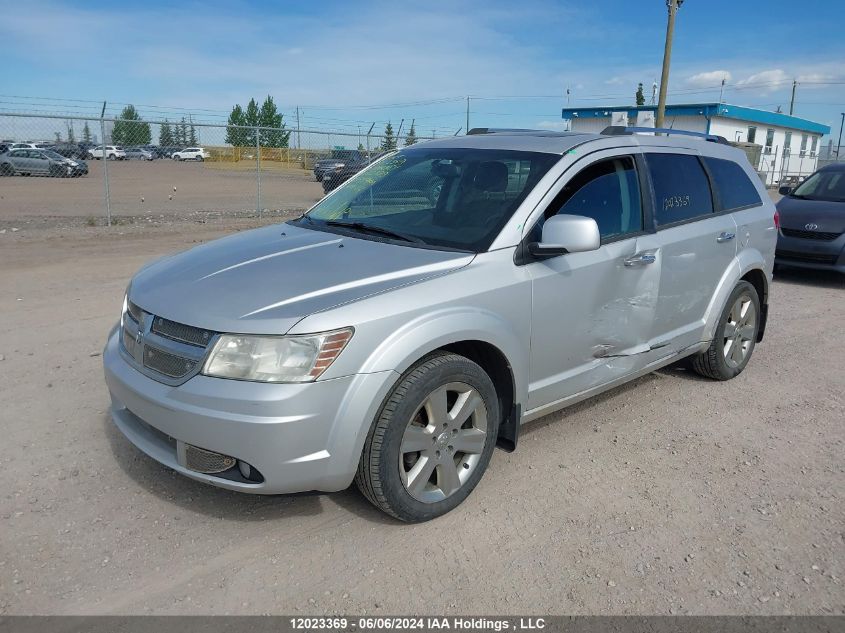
<box><xmin>719</xmin><ymin>77</ymin><xmax>726</xmax><ymax>103</ymax></box>
<box><xmin>837</xmin><ymin>112</ymin><xmax>844</xmax><ymax>158</ymax></box>
<box><xmin>789</xmin><ymin>80</ymin><xmax>797</xmax><ymax>116</ymax></box>
<box><xmin>295</xmin><ymin>106</ymin><xmax>301</xmax><ymax>150</ymax></box>
<box><xmin>656</xmin><ymin>0</ymin><xmax>683</xmax><ymax>128</ymax></box>
<box><xmin>466</xmin><ymin>96</ymin><xmax>470</xmax><ymax>134</ymax></box>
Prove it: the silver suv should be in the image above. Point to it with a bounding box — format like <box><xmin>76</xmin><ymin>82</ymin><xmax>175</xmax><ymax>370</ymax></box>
<box><xmin>103</xmin><ymin>127</ymin><xmax>776</xmax><ymax>522</ymax></box>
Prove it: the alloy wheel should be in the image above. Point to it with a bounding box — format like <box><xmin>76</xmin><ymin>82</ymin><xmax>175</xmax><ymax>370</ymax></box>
<box><xmin>399</xmin><ymin>382</ymin><xmax>488</xmax><ymax>503</ymax></box>
<box><xmin>722</xmin><ymin>294</ymin><xmax>757</xmax><ymax>368</ymax></box>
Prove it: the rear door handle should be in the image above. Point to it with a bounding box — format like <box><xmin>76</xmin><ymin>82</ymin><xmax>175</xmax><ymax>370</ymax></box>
<box><xmin>717</xmin><ymin>231</ymin><xmax>736</xmax><ymax>243</ymax></box>
<box><xmin>624</xmin><ymin>253</ymin><xmax>656</xmax><ymax>267</ymax></box>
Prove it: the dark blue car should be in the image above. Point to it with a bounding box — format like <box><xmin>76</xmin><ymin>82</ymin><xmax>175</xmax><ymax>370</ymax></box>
<box><xmin>776</xmin><ymin>163</ymin><xmax>845</xmax><ymax>273</ymax></box>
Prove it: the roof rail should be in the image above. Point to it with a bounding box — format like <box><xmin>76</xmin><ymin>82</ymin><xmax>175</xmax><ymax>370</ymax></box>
<box><xmin>600</xmin><ymin>125</ymin><xmax>730</xmax><ymax>145</ymax></box>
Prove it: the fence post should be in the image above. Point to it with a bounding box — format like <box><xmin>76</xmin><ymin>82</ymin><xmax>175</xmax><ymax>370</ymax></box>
<box><xmin>256</xmin><ymin>126</ymin><xmax>262</xmax><ymax>218</ymax></box>
<box><xmin>100</xmin><ymin>113</ymin><xmax>112</xmax><ymax>226</ymax></box>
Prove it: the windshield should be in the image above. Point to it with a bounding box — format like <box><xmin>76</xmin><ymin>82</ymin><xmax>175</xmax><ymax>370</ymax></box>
<box><xmin>295</xmin><ymin>147</ymin><xmax>559</xmax><ymax>251</ymax></box>
<box><xmin>792</xmin><ymin>170</ymin><xmax>845</xmax><ymax>202</ymax></box>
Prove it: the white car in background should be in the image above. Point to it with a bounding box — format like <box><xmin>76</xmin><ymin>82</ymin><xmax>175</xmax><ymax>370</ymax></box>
<box><xmin>87</xmin><ymin>145</ymin><xmax>127</xmax><ymax>160</ymax></box>
<box><xmin>172</xmin><ymin>147</ymin><xmax>210</xmax><ymax>161</ymax></box>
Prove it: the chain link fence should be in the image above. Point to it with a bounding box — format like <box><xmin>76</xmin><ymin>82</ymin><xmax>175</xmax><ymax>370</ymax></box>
<box><xmin>0</xmin><ymin>113</ymin><xmax>432</xmax><ymax>226</ymax></box>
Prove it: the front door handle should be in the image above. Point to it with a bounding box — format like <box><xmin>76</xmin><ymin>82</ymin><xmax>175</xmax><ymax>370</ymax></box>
<box><xmin>717</xmin><ymin>231</ymin><xmax>736</xmax><ymax>243</ymax></box>
<box><xmin>624</xmin><ymin>253</ymin><xmax>656</xmax><ymax>267</ymax></box>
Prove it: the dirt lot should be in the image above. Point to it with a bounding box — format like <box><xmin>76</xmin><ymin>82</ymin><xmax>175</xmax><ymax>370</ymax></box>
<box><xmin>0</xmin><ymin>215</ymin><xmax>843</xmax><ymax>616</ymax></box>
<box><xmin>0</xmin><ymin>160</ymin><xmax>323</xmax><ymax>223</ymax></box>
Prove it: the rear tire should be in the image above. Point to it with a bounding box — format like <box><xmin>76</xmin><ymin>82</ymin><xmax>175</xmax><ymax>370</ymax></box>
<box><xmin>355</xmin><ymin>352</ymin><xmax>500</xmax><ymax>522</ymax></box>
<box><xmin>691</xmin><ymin>281</ymin><xmax>760</xmax><ymax>381</ymax></box>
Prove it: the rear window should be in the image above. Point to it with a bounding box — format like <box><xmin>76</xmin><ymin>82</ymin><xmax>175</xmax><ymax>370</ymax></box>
<box><xmin>704</xmin><ymin>157</ymin><xmax>762</xmax><ymax>210</ymax></box>
<box><xmin>646</xmin><ymin>153</ymin><xmax>714</xmax><ymax>226</ymax></box>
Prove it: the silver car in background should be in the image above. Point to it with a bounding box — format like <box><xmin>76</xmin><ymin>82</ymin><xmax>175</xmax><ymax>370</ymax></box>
<box><xmin>0</xmin><ymin>148</ymin><xmax>89</xmax><ymax>177</ymax></box>
<box><xmin>104</xmin><ymin>128</ymin><xmax>776</xmax><ymax>522</ymax></box>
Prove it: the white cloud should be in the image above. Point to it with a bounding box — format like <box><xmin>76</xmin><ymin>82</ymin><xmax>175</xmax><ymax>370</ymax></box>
<box><xmin>737</xmin><ymin>69</ymin><xmax>790</xmax><ymax>88</ymax></box>
<box><xmin>685</xmin><ymin>70</ymin><xmax>731</xmax><ymax>88</ymax></box>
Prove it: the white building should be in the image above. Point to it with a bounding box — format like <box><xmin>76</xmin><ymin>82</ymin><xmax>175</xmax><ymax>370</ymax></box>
<box><xmin>561</xmin><ymin>103</ymin><xmax>831</xmax><ymax>185</ymax></box>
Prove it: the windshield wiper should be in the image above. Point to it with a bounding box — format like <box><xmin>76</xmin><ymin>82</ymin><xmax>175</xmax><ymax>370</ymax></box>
<box><xmin>324</xmin><ymin>220</ymin><xmax>425</xmax><ymax>244</ymax></box>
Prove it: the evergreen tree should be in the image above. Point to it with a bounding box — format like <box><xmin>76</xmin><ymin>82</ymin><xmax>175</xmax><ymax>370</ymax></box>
<box><xmin>159</xmin><ymin>119</ymin><xmax>174</xmax><ymax>146</ymax></box>
<box><xmin>112</xmin><ymin>105</ymin><xmax>151</xmax><ymax>145</ymax></box>
<box><xmin>54</xmin><ymin>131</ymin><xmax>62</xmax><ymax>142</ymax></box>
<box><xmin>225</xmin><ymin>105</ymin><xmax>247</xmax><ymax>146</ymax></box>
<box><xmin>66</xmin><ymin>122</ymin><xmax>76</xmax><ymax>143</ymax></box>
<box><xmin>257</xmin><ymin>95</ymin><xmax>290</xmax><ymax>148</ymax></box>
<box><xmin>381</xmin><ymin>122</ymin><xmax>396</xmax><ymax>151</ymax></box>
<box><xmin>189</xmin><ymin>123</ymin><xmax>198</xmax><ymax>146</ymax></box>
<box><xmin>404</xmin><ymin>122</ymin><xmax>417</xmax><ymax>146</ymax></box>
<box><xmin>244</xmin><ymin>98</ymin><xmax>259</xmax><ymax>146</ymax></box>
<box><xmin>82</xmin><ymin>121</ymin><xmax>92</xmax><ymax>143</ymax></box>
<box><xmin>179</xmin><ymin>117</ymin><xmax>189</xmax><ymax>146</ymax></box>
<box><xmin>635</xmin><ymin>83</ymin><xmax>645</xmax><ymax>106</ymax></box>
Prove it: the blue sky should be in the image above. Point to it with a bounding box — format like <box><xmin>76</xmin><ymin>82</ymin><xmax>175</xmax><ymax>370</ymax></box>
<box><xmin>2</xmin><ymin>0</ymin><xmax>844</xmax><ymax>141</ymax></box>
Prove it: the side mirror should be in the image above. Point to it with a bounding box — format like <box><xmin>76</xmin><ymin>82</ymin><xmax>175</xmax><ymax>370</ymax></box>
<box><xmin>528</xmin><ymin>214</ymin><xmax>601</xmax><ymax>258</ymax></box>
<box><xmin>778</xmin><ymin>185</ymin><xmax>793</xmax><ymax>195</ymax></box>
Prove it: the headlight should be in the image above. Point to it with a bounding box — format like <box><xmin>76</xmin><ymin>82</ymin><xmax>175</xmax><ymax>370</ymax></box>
<box><xmin>120</xmin><ymin>293</ymin><xmax>128</xmax><ymax>327</ymax></box>
<box><xmin>202</xmin><ymin>328</ymin><xmax>353</xmax><ymax>383</ymax></box>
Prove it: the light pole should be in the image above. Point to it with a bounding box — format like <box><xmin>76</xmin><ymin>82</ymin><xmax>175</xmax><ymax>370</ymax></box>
<box><xmin>837</xmin><ymin>112</ymin><xmax>844</xmax><ymax>158</ymax></box>
<box><xmin>656</xmin><ymin>0</ymin><xmax>683</xmax><ymax>129</ymax></box>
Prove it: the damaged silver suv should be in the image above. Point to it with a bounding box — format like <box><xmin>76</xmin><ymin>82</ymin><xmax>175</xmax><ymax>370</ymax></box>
<box><xmin>103</xmin><ymin>127</ymin><xmax>776</xmax><ymax>522</ymax></box>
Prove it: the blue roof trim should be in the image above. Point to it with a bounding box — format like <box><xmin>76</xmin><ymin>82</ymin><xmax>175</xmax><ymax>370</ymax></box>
<box><xmin>561</xmin><ymin>102</ymin><xmax>830</xmax><ymax>135</ymax></box>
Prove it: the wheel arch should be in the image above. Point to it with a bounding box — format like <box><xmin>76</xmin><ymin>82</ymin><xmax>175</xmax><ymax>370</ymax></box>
<box><xmin>703</xmin><ymin>250</ymin><xmax>770</xmax><ymax>343</ymax></box>
<box><xmin>356</xmin><ymin>309</ymin><xmax>528</xmax><ymax>451</ymax></box>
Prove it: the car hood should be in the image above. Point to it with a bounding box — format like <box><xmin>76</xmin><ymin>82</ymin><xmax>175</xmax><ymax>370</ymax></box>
<box><xmin>129</xmin><ymin>223</ymin><xmax>474</xmax><ymax>334</ymax></box>
<box><xmin>777</xmin><ymin>195</ymin><xmax>845</xmax><ymax>233</ymax></box>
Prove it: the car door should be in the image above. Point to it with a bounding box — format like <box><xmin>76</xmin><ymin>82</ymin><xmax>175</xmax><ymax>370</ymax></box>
<box><xmin>525</xmin><ymin>151</ymin><xmax>661</xmax><ymax>411</ymax></box>
<box><xmin>8</xmin><ymin>150</ymin><xmax>29</xmax><ymax>172</ymax></box>
<box><xmin>31</xmin><ymin>150</ymin><xmax>51</xmax><ymax>174</ymax></box>
<box><xmin>635</xmin><ymin>150</ymin><xmax>738</xmax><ymax>354</ymax></box>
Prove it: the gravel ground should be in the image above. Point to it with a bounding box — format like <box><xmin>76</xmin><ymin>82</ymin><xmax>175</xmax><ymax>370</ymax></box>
<box><xmin>0</xmin><ymin>159</ymin><xmax>323</xmax><ymax>222</ymax></box>
<box><xmin>0</xmin><ymin>215</ymin><xmax>842</xmax><ymax>616</ymax></box>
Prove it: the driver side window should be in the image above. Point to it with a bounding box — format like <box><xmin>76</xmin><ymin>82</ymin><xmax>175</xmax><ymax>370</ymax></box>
<box><xmin>536</xmin><ymin>156</ymin><xmax>643</xmax><ymax>242</ymax></box>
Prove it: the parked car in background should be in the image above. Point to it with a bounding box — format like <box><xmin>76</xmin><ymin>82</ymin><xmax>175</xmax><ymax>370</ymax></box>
<box><xmin>87</xmin><ymin>145</ymin><xmax>127</xmax><ymax>160</ymax></box>
<box><xmin>322</xmin><ymin>152</ymin><xmax>389</xmax><ymax>193</ymax></box>
<box><xmin>0</xmin><ymin>148</ymin><xmax>88</xmax><ymax>177</ymax></box>
<box><xmin>158</xmin><ymin>146</ymin><xmax>183</xmax><ymax>159</ymax></box>
<box><xmin>0</xmin><ymin>143</ymin><xmax>11</xmax><ymax>155</ymax></box>
<box><xmin>104</xmin><ymin>127</ymin><xmax>776</xmax><ymax>521</ymax></box>
<box><xmin>51</xmin><ymin>143</ymin><xmax>89</xmax><ymax>159</ymax></box>
<box><xmin>313</xmin><ymin>150</ymin><xmax>364</xmax><ymax>181</ymax></box>
<box><xmin>124</xmin><ymin>147</ymin><xmax>156</xmax><ymax>161</ymax></box>
<box><xmin>775</xmin><ymin>162</ymin><xmax>845</xmax><ymax>273</ymax></box>
<box><xmin>10</xmin><ymin>142</ymin><xmax>40</xmax><ymax>151</ymax></box>
<box><xmin>172</xmin><ymin>147</ymin><xmax>210</xmax><ymax>161</ymax></box>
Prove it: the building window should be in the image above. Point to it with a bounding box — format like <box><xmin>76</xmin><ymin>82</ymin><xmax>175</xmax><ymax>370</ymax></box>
<box><xmin>800</xmin><ymin>134</ymin><xmax>808</xmax><ymax>157</ymax></box>
<box><xmin>747</xmin><ymin>126</ymin><xmax>757</xmax><ymax>144</ymax></box>
<box><xmin>810</xmin><ymin>136</ymin><xmax>818</xmax><ymax>157</ymax></box>
<box><xmin>764</xmin><ymin>129</ymin><xmax>774</xmax><ymax>154</ymax></box>
<box><xmin>783</xmin><ymin>131</ymin><xmax>792</xmax><ymax>157</ymax></box>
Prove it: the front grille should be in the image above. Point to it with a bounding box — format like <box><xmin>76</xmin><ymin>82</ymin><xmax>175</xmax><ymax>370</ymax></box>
<box><xmin>781</xmin><ymin>228</ymin><xmax>842</xmax><ymax>241</ymax></box>
<box><xmin>143</xmin><ymin>345</ymin><xmax>199</xmax><ymax>378</ymax></box>
<box><xmin>151</xmin><ymin>316</ymin><xmax>214</xmax><ymax>347</ymax></box>
<box><xmin>184</xmin><ymin>444</ymin><xmax>236</xmax><ymax>474</ymax></box>
<box><xmin>776</xmin><ymin>249</ymin><xmax>839</xmax><ymax>265</ymax></box>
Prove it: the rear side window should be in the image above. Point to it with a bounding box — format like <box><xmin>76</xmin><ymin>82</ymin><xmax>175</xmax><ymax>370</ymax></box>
<box><xmin>702</xmin><ymin>157</ymin><xmax>762</xmax><ymax>210</ymax></box>
<box><xmin>646</xmin><ymin>153</ymin><xmax>713</xmax><ymax>226</ymax></box>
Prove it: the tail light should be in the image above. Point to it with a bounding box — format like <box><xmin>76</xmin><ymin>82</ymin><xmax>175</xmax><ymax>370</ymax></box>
<box><xmin>773</xmin><ymin>210</ymin><xmax>781</xmax><ymax>233</ymax></box>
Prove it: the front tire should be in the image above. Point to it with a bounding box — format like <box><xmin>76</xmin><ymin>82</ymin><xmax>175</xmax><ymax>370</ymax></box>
<box><xmin>691</xmin><ymin>281</ymin><xmax>760</xmax><ymax>380</ymax></box>
<box><xmin>355</xmin><ymin>352</ymin><xmax>500</xmax><ymax>522</ymax></box>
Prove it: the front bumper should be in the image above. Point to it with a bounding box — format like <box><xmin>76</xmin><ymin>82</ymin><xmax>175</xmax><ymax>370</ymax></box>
<box><xmin>103</xmin><ymin>327</ymin><xmax>398</xmax><ymax>494</ymax></box>
<box><xmin>776</xmin><ymin>233</ymin><xmax>845</xmax><ymax>273</ymax></box>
